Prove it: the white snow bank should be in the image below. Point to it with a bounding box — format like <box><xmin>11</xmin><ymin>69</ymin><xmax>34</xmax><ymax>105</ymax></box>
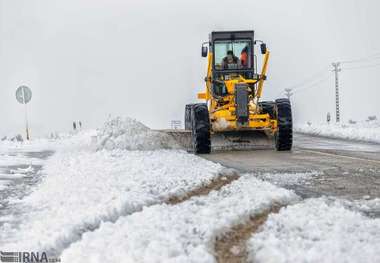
<box><xmin>0</xmin><ymin>148</ymin><xmax>226</xmax><ymax>254</ymax></box>
<box><xmin>61</xmin><ymin>175</ymin><xmax>299</xmax><ymax>263</ymax></box>
<box><xmin>248</xmin><ymin>197</ymin><xmax>380</xmax><ymax>263</ymax></box>
<box><xmin>295</xmin><ymin>121</ymin><xmax>380</xmax><ymax>144</ymax></box>
<box><xmin>97</xmin><ymin>117</ymin><xmax>180</xmax><ymax>151</ymax></box>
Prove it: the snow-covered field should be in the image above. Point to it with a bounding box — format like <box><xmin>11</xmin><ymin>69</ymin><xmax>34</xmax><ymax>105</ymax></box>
<box><xmin>248</xmin><ymin>197</ymin><xmax>380</xmax><ymax>263</ymax></box>
<box><xmin>295</xmin><ymin>121</ymin><xmax>380</xmax><ymax>144</ymax></box>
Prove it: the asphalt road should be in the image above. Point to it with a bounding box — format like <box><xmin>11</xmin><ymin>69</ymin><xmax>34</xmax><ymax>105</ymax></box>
<box><xmin>203</xmin><ymin>133</ymin><xmax>380</xmax><ymax>205</ymax></box>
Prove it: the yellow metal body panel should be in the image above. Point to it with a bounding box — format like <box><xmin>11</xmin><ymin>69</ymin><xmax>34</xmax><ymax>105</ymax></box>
<box><xmin>199</xmin><ymin>43</ymin><xmax>275</xmax><ymax>134</ymax></box>
<box><xmin>256</xmin><ymin>51</ymin><xmax>270</xmax><ymax>99</ymax></box>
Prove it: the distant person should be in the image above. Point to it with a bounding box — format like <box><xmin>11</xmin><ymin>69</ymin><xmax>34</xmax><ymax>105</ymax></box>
<box><xmin>222</xmin><ymin>50</ymin><xmax>240</xmax><ymax>69</ymax></box>
<box><xmin>79</xmin><ymin>121</ymin><xmax>82</xmax><ymax>129</ymax></box>
<box><xmin>73</xmin><ymin>121</ymin><xmax>77</xmax><ymax>131</ymax></box>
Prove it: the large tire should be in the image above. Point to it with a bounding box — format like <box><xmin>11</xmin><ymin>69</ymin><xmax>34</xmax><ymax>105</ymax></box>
<box><xmin>259</xmin><ymin>101</ymin><xmax>275</xmax><ymax>118</ymax></box>
<box><xmin>275</xmin><ymin>98</ymin><xmax>292</xmax><ymax>151</ymax></box>
<box><xmin>191</xmin><ymin>103</ymin><xmax>211</xmax><ymax>154</ymax></box>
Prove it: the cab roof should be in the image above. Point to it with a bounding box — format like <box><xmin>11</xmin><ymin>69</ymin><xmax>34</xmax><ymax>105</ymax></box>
<box><xmin>210</xmin><ymin>30</ymin><xmax>254</xmax><ymax>42</ymax></box>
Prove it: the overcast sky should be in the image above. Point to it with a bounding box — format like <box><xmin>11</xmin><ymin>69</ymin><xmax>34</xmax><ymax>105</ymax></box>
<box><xmin>1</xmin><ymin>0</ymin><xmax>379</xmax><ymax>137</ymax></box>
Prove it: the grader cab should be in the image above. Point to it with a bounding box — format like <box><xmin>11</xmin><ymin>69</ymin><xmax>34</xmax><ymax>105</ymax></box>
<box><xmin>185</xmin><ymin>30</ymin><xmax>292</xmax><ymax>153</ymax></box>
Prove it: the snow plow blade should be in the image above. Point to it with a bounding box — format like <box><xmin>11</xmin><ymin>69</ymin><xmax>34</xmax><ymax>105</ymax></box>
<box><xmin>161</xmin><ymin>129</ymin><xmax>274</xmax><ymax>152</ymax></box>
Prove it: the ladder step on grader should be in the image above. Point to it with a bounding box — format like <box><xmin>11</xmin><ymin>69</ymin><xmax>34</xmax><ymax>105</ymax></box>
<box><xmin>185</xmin><ymin>30</ymin><xmax>292</xmax><ymax>153</ymax></box>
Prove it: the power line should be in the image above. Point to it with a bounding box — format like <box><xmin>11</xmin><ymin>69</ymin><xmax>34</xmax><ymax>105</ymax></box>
<box><xmin>292</xmin><ymin>74</ymin><xmax>332</xmax><ymax>94</ymax></box>
<box><xmin>286</xmin><ymin>66</ymin><xmax>329</xmax><ymax>90</ymax></box>
<box><xmin>342</xmin><ymin>62</ymin><xmax>380</xmax><ymax>71</ymax></box>
<box><xmin>341</xmin><ymin>52</ymin><xmax>380</xmax><ymax>64</ymax></box>
<box><xmin>277</xmin><ymin>67</ymin><xmax>330</xmax><ymax>97</ymax></box>
<box><xmin>277</xmin><ymin>53</ymin><xmax>380</xmax><ymax>108</ymax></box>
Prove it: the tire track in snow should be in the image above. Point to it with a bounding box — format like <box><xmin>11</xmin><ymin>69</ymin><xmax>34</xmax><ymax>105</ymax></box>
<box><xmin>167</xmin><ymin>171</ymin><xmax>240</xmax><ymax>204</ymax></box>
<box><xmin>214</xmin><ymin>204</ymin><xmax>282</xmax><ymax>263</ymax></box>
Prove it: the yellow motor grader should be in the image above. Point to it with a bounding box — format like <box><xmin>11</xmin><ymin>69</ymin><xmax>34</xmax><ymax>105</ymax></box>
<box><xmin>185</xmin><ymin>30</ymin><xmax>292</xmax><ymax>153</ymax></box>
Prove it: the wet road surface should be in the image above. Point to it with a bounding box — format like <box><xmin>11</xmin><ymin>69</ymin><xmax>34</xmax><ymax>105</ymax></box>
<box><xmin>203</xmin><ymin>133</ymin><xmax>380</xmax><ymax>203</ymax></box>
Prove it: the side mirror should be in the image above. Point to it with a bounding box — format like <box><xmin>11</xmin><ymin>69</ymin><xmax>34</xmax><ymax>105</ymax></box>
<box><xmin>201</xmin><ymin>46</ymin><xmax>208</xmax><ymax>57</ymax></box>
<box><xmin>260</xmin><ymin>43</ymin><xmax>267</xmax><ymax>55</ymax></box>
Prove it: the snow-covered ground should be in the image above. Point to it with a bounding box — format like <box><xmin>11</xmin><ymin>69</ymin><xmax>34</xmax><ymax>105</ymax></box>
<box><xmin>0</xmin><ymin>118</ymin><xmax>228</xmax><ymax>255</ymax></box>
<box><xmin>60</xmin><ymin>175</ymin><xmax>298</xmax><ymax>263</ymax></box>
<box><xmin>295</xmin><ymin>121</ymin><xmax>380</xmax><ymax>144</ymax></box>
<box><xmin>1</xmin><ymin>116</ymin><xmax>379</xmax><ymax>263</ymax></box>
<box><xmin>248</xmin><ymin>197</ymin><xmax>380</xmax><ymax>263</ymax></box>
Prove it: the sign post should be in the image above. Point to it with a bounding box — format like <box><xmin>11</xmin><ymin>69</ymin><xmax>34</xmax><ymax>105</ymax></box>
<box><xmin>16</xmin><ymin>86</ymin><xmax>32</xmax><ymax>140</ymax></box>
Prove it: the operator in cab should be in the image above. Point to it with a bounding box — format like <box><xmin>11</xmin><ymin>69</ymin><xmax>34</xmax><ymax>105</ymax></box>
<box><xmin>240</xmin><ymin>46</ymin><xmax>249</xmax><ymax>68</ymax></box>
<box><xmin>222</xmin><ymin>50</ymin><xmax>241</xmax><ymax>69</ymax></box>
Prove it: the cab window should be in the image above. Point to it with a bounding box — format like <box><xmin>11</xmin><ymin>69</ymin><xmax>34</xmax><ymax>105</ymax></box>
<box><xmin>214</xmin><ymin>40</ymin><xmax>252</xmax><ymax>70</ymax></box>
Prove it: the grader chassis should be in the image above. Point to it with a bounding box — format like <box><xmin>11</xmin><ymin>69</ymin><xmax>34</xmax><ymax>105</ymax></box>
<box><xmin>185</xmin><ymin>30</ymin><xmax>292</xmax><ymax>153</ymax></box>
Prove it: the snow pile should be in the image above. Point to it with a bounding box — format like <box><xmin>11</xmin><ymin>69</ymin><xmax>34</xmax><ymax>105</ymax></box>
<box><xmin>60</xmin><ymin>175</ymin><xmax>299</xmax><ymax>262</ymax></box>
<box><xmin>97</xmin><ymin>117</ymin><xmax>180</xmax><ymax>150</ymax></box>
<box><xmin>295</xmin><ymin>121</ymin><xmax>380</xmax><ymax>144</ymax></box>
<box><xmin>248</xmin><ymin>197</ymin><xmax>380</xmax><ymax>263</ymax></box>
<box><xmin>0</xmin><ymin>148</ymin><xmax>226</xmax><ymax>254</ymax></box>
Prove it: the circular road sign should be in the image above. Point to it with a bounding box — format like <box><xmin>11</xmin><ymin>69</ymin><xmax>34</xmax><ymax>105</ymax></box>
<box><xmin>16</xmin><ymin>86</ymin><xmax>32</xmax><ymax>104</ymax></box>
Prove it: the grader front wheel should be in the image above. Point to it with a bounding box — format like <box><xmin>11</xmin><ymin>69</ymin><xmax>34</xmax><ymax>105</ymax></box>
<box><xmin>275</xmin><ymin>98</ymin><xmax>293</xmax><ymax>151</ymax></box>
<box><xmin>190</xmin><ymin>103</ymin><xmax>211</xmax><ymax>154</ymax></box>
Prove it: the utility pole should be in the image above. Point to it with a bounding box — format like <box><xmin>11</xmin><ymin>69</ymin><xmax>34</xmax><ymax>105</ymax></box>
<box><xmin>284</xmin><ymin>88</ymin><xmax>293</xmax><ymax>99</ymax></box>
<box><xmin>332</xmin><ymin>62</ymin><xmax>341</xmax><ymax>122</ymax></box>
